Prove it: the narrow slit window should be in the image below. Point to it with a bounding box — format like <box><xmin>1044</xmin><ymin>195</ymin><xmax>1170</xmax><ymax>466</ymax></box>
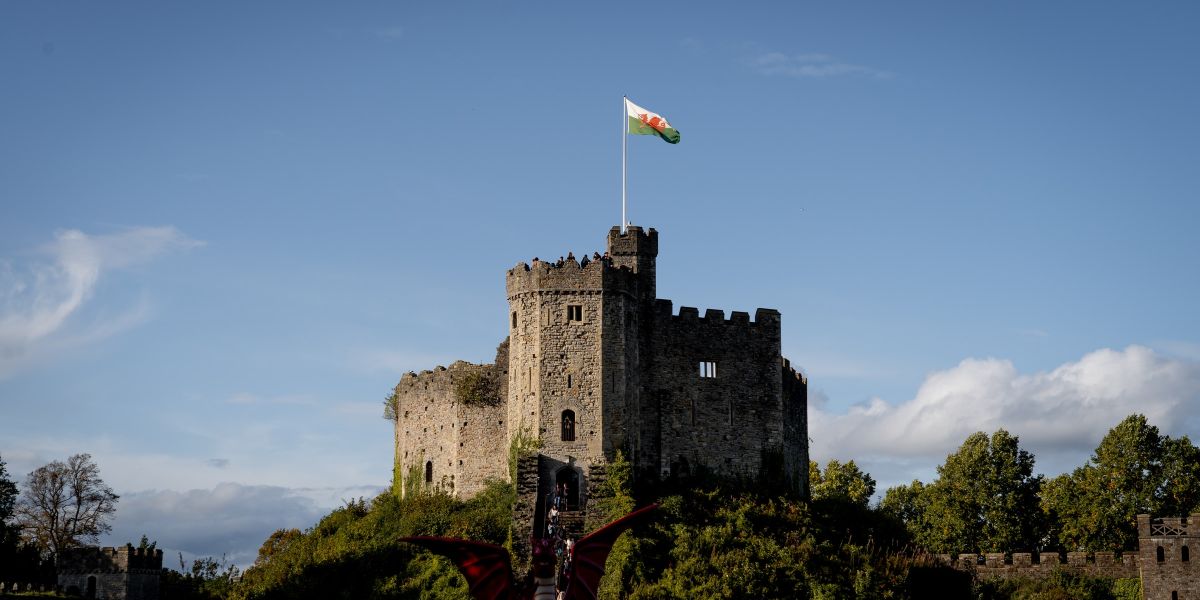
<box><xmin>567</xmin><ymin>374</ymin><xmax>573</xmax><ymax>388</ymax></box>
<box><xmin>728</xmin><ymin>399</ymin><xmax>734</xmax><ymax>425</ymax></box>
<box><xmin>567</xmin><ymin>305</ymin><xmax>583</xmax><ymax>321</ymax></box>
<box><xmin>425</xmin><ymin>461</ymin><xmax>433</xmax><ymax>483</ymax></box>
<box><xmin>1183</xmin><ymin>545</ymin><xmax>1190</xmax><ymax>562</ymax></box>
<box><xmin>699</xmin><ymin>361</ymin><xmax>717</xmax><ymax>378</ymax></box>
<box><xmin>511</xmin><ymin>311</ymin><xmax>517</xmax><ymax>328</ymax></box>
<box><xmin>691</xmin><ymin>398</ymin><xmax>697</xmax><ymax>426</ymax></box>
<box><xmin>1157</xmin><ymin>546</ymin><xmax>1165</xmax><ymax>563</ymax></box>
<box><xmin>561</xmin><ymin>410</ymin><xmax>576</xmax><ymax>441</ymax></box>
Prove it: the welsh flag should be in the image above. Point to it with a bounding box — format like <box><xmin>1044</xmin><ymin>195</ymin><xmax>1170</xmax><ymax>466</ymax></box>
<box><xmin>625</xmin><ymin>98</ymin><xmax>680</xmax><ymax>144</ymax></box>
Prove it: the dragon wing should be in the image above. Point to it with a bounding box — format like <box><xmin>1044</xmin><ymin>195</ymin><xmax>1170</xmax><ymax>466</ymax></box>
<box><xmin>563</xmin><ymin>504</ymin><xmax>658</xmax><ymax>600</ymax></box>
<box><xmin>400</xmin><ymin>536</ymin><xmax>518</xmax><ymax>600</ymax></box>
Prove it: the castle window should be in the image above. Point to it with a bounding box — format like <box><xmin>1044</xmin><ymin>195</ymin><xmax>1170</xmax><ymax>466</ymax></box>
<box><xmin>425</xmin><ymin>461</ymin><xmax>433</xmax><ymax>483</ymax></box>
<box><xmin>1183</xmin><ymin>545</ymin><xmax>1190</xmax><ymax>562</ymax></box>
<box><xmin>728</xmin><ymin>399</ymin><xmax>734</xmax><ymax>425</ymax></box>
<box><xmin>567</xmin><ymin>305</ymin><xmax>583</xmax><ymax>321</ymax></box>
<box><xmin>1157</xmin><ymin>546</ymin><xmax>1165</xmax><ymax>563</ymax></box>
<box><xmin>699</xmin><ymin>361</ymin><xmax>717</xmax><ymax>378</ymax></box>
<box><xmin>567</xmin><ymin>374</ymin><xmax>573</xmax><ymax>388</ymax></box>
<box><xmin>512</xmin><ymin>311</ymin><xmax>517</xmax><ymax>328</ymax></box>
<box><xmin>561</xmin><ymin>410</ymin><xmax>576</xmax><ymax>441</ymax></box>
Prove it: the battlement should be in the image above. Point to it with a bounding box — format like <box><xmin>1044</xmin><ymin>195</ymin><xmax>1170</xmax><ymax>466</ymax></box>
<box><xmin>57</xmin><ymin>545</ymin><xmax>164</xmax><ymax>573</ymax></box>
<box><xmin>1140</xmin><ymin>514</ymin><xmax>1200</xmax><ymax>538</ymax></box>
<box><xmin>607</xmin><ymin>225</ymin><xmax>658</xmax><ymax>257</ymax></box>
<box><xmin>935</xmin><ymin>551</ymin><xmax>1139</xmax><ymax>581</ymax></box>
<box><xmin>653</xmin><ymin>300</ymin><xmax>781</xmax><ymax>330</ymax></box>
<box><xmin>505</xmin><ymin>257</ymin><xmax>640</xmax><ymax>297</ymax></box>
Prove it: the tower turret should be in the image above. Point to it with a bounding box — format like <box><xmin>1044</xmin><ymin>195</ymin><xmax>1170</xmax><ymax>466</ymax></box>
<box><xmin>607</xmin><ymin>226</ymin><xmax>657</xmax><ymax>302</ymax></box>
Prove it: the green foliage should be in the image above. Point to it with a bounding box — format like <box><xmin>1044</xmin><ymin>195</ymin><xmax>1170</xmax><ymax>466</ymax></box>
<box><xmin>809</xmin><ymin>459</ymin><xmax>876</xmax><ymax>508</ymax></box>
<box><xmin>1111</xmin><ymin>578</ymin><xmax>1141</xmax><ymax>600</ymax></box>
<box><xmin>886</xmin><ymin>430</ymin><xmax>1044</xmax><ymax>553</ymax></box>
<box><xmin>453</xmin><ymin>370</ymin><xmax>500</xmax><ymax>406</ymax></box>
<box><xmin>0</xmin><ymin>456</ymin><xmax>52</xmax><ymax>584</ymax></box>
<box><xmin>232</xmin><ymin>481</ymin><xmax>514</xmax><ymax>600</ymax></box>
<box><xmin>382</xmin><ymin>389</ymin><xmax>399</xmax><ymax>421</ymax></box>
<box><xmin>1041</xmin><ymin>414</ymin><xmax>1200</xmax><ymax>551</ymax></box>
<box><xmin>973</xmin><ymin>569</ymin><xmax>1131</xmax><ymax>600</ymax></box>
<box><xmin>507</xmin><ymin>428</ymin><xmax>541</xmax><ymax>483</ymax></box>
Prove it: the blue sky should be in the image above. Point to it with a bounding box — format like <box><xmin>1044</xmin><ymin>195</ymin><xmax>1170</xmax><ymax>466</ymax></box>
<box><xmin>2</xmin><ymin>2</ymin><xmax>1198</xmax><ymax>567</ymax></box>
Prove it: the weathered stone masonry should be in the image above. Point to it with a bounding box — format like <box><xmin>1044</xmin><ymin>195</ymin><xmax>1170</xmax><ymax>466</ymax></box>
<box><xmin>936</xmin><ymin>514</ymin><xmax>1199</xmax><ymax>599</ymax></box>
<box><xmin>392</xmin><ymin>225</ymin><xmax>809</xmax><ymax>514</ymax></box>
<box><xmin>57</xmin><ymin>544</ymin><xmax>162</xmax><ymax>600</ymax></box>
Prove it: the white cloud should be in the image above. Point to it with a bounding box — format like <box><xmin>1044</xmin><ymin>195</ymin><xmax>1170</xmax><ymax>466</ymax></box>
<box><xmin>0</xmin><ymin>226</ymin><xmax>201</xmax><ymax>378</ymax></box>
<box><xmin>749</xmin><ymin>52</ymin><xmax>892</xmax><ymax>79</ymax></box>
<box><xmin>811</xmin><ymin>345</ymin><xmax>1200</xmax><ymax>491</ymax></box>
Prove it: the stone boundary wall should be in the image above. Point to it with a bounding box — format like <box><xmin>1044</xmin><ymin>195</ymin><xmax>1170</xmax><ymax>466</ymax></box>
<box><xmin>935</xmin><ymin>551</ymin><xmax>1139</xmax><ymax>580</ymax></box>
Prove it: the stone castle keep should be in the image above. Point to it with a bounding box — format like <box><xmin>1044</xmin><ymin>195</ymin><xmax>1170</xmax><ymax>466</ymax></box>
<box><xmin>391</xmin><ymin>226</ymin><xmax>809</xmax><ymax>512</ymax></box>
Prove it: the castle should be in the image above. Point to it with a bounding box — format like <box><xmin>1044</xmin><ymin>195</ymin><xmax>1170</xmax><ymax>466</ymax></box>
<box><xmin>56</xmin><ymin>544</ymin><xmax>162</xmax><ymax>600</ymax></box>
<box><xmin>390</xmin><ymin>225</ymin><xmax>809</xmax><ymax>512</ymax></box>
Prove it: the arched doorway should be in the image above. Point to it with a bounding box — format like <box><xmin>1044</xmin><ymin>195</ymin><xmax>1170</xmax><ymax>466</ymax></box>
<box><xmin>555</xmin><ymin>466</ymin><xmax>580</xmax><ymax>510</ymax></box>
<box><xmin>86</xmin><ymin>576</ymin><xmax>97</xmax><ymax>599</ymax></box>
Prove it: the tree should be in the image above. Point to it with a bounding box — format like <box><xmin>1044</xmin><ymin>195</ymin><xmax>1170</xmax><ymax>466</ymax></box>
<box><xmin>15</xmin><ymin>453</ymin><xmax>119</xmax><ymax>556</ymax></box>
<box><xmin>809</xmin><ymin>459</ymin><xmax>876</xmax><ymax>508</ymax></box>
<box><xmin>0</xmin><ymin>454</ymin><xmax>17</xmax><ymax>532</ymax></box>
<box><xmin>893</xmin><ymin>430</ymin><xmax>1044</xmax><ymax>553</ymax></box>
<box><xmin>1041</xmin><ymin>414</ymin><xmax>1200</xmax><ymax>551</ymax></box>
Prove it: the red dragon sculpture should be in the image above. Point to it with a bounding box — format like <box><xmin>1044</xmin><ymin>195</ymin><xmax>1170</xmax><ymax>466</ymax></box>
<box><xmin>401</xmin><ymin>503</ymin><xmax>657</xmax><ymax>600</ymax></box>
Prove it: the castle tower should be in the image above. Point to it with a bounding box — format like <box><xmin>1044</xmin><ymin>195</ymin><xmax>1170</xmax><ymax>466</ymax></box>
<box><xmin>504</xmin><ymin>229</ymin><xmax>654</xmax><ymax>510</ymax></box>
<box><xmin>1139</xmin><ymin>514</ymin><xmax>1200</xmax><ymax>600</ymax></box>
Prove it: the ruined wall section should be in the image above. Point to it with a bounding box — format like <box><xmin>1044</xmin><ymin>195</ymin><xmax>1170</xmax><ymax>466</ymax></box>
<box><xmin>1139</xmin><ymin>514</ymin><xmax>1199</xmax><ymax>600</ymax></box>
<box><xmin>648</xmin><ymin>302</ymin><xmax>785</xmax><ymax>481</ymax></box>
<box><xmin>393</xmin><ymin>360</ymin><xmax>507</xmax><ymax>498</ymax></box>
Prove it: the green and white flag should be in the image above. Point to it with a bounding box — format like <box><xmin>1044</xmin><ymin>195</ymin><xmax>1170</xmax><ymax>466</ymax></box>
<box><xmin>625</xmin><ymin>98</ymin><xmax>680</xmax><ymax>144</ymax></box>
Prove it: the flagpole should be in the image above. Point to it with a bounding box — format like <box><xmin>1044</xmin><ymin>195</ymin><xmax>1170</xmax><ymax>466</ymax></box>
<box><xmin>621</xmin><ymin>95</ymin><xmax>627</xmax><ymax>234</ymax></box>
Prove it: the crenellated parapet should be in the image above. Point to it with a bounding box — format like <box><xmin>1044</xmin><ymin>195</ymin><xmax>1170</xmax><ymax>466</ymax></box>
<box><xmin>652</xmin><ymin>300</ymin><xmax>781</xmax><ymax>333</ymax></box>
<box><xmin>57</xmin><ymin>545</ymin><xmax>164</xmax><ymax>574</ymax></box>
<box><xmin>935</xmin><ymin>551</ymin><xmax>1139</xmax><ymax>580</ymax></box>
<box><xmin>505</xmin><ymin>258</ymin><xmax>640</xmax><ymax>299</ymax></box>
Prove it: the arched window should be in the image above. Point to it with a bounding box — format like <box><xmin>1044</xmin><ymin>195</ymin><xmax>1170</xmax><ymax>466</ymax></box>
<box><xmin>425</xmin><ymin>461</ymin><xmax>433</xmax><ymax>483</ymax></box>
<box><xmin>728</xmin><ymin>399</ymin><xmax>734</xmax><ymax>425</ymax></box>
<box><xmin>561</xmin><ymin>410</ymin><xmax>575</xmax><ymax>441</ymax></box>
<box><xmin>1183</xmin><ymin>545</ymin><xmax>1190</xmax><ymax>562</ymax></box>
<box><xmin>1157</xmin><ymin>546</ymin><xmax>1165</xmax><ymax>563</ymax></box>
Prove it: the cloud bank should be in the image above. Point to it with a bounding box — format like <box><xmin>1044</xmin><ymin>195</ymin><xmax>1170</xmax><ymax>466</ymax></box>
<box><xmin>811</xmin><ymin>345</ymin><xmax>1200</xmax><ymax>489</ymax></box>
<box><xmin>0</xmin><ymin>226</ymin><xmax>200</xmax><ymax>378</ymax></box>
<box><xmin>105</xmin><ymin>483</ymin><xmax>329</xmax><ymax>568</ymax></box>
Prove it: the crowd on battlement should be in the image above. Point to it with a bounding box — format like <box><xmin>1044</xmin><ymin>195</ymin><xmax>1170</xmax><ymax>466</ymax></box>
<box><xmin>514</xmin><ymin>250</ymin><xmax>615</xmax><ymax>272</ymax></box>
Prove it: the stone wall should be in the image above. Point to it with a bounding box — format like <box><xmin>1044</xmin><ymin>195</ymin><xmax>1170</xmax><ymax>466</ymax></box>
<box><xmin>936</xmin><ymin>551</ymin><xmax>1139</xmax><ymax>581</ymax></box>
<box><xmin>648</xmin><ymin>301</ymin><xmax>786</xmax><ymax>481</ymax></box>
<box><xmin>392</xmin><ymin>358</ymin><xmax>508</xmax><ymax>498</ymax></box>
<box><xmin>1139</xmin><ymin>514</ymin><xmax>1199</xmax><ymax>600</ymax></box>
